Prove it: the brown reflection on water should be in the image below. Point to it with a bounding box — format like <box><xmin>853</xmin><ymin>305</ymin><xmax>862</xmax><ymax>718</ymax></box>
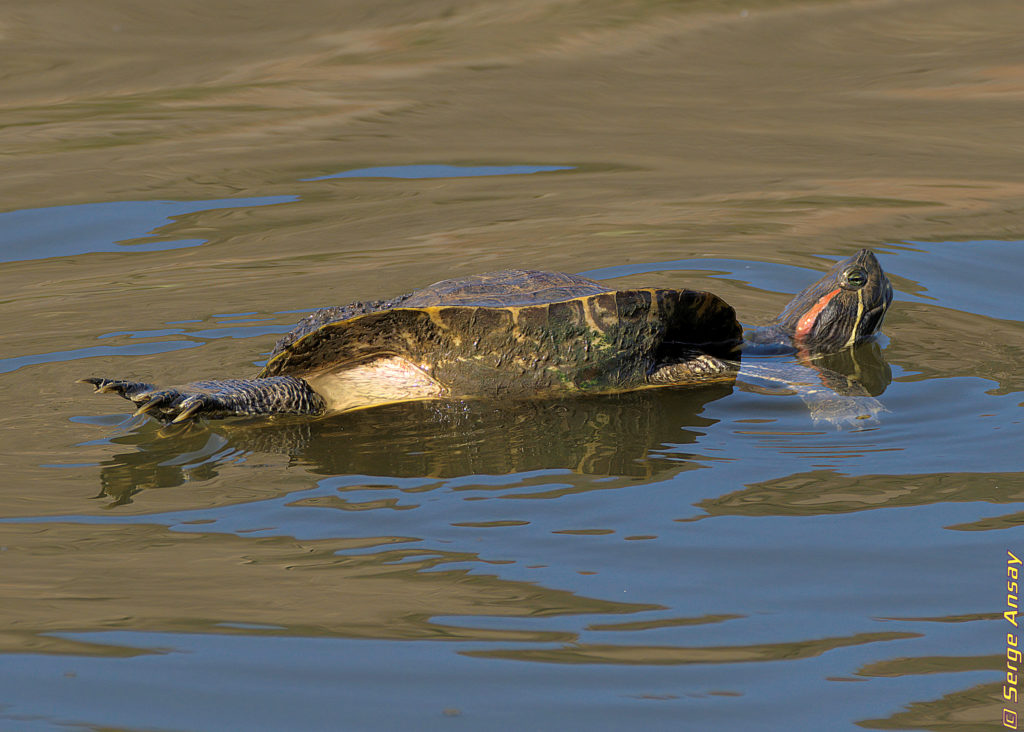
<box><xmin>886</xmin><ymin>303</ymin><xmax>1024</xmax><ymax>395</ymax></box>
<box><xmin>462</xmin><ymin>630</ymin><xmax>920</xmax><ymax>666</ymax></box>
<box><xmin>858</xmin><ymin>682</ymin><xmax>1005</xmax><ymax>731</ymax></box>
<box><xmin>851</xmin><ymin>624</ymin><xmax>1005</xmax><ymax>729</ymax></box>
<box><xmin>858</xmin><ymin>654</ymin><xmax>998</xmax><ymax>679</ymax></box>
<box><xmin>0</xmin><ymin>521</ymin><xmax>657</xmax><ymax>657</ymax></box>
<box><xmin>4</xmin><ymin>0</ymin><xmax>1024</xmax><ymax>322</ymax></box>
<box><xmin>876</xmin><ymin>613</ymin><xmax>1000</xmax><ymax>624</ymax></box>
<box><xmin>88</xmin><ymin>388</ymin><xmax>726</xmax><ymax>508</ymax></box>
<box><xmin>696</xmin><ymin>470</ymin><xmax>1024</xmax><ymax>519</ymax></box>
<box><xmin>945</xmin><ymin>511</ymin><xmax>1024</xmax><ymax>533</ymax></box>
<box><xmin>587</xmin><ymin>614</ymin><xmax>745</xmax><ymax>632</ymax></box>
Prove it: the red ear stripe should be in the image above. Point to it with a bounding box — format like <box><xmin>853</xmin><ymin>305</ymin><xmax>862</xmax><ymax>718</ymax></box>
<box><xmin>794</xmin><ymin>288</ymin><xmax>840</xmax><ymax>342</ymax></box>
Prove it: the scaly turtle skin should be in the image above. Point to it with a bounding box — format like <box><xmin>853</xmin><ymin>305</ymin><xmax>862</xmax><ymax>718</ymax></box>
<box><xmin>81</xmin><ymin>249</ymin><xmax>892</xmax><ymax>424</ymax></box>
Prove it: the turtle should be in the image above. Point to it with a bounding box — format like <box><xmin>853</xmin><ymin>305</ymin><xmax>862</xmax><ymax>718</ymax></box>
<box><xmin>81</xmin><ymin>249</ymin><xmax>893</xmax><ymax>425</ymax></box>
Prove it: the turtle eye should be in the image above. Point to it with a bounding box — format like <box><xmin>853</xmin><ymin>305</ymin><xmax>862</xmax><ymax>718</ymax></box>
<box><xmin>844</xmin><ymin>268</ymin><xmax>867</xmax><ymax>288</ymax></box>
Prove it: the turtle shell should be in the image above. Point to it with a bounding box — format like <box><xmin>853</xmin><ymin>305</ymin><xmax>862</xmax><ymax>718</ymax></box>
<box><xmin>399</xmin><ymin>269</ymin><xmax>611</xmax><ymax>307</ymax></box>
<box><xmin>259</xmin><ymin>270</ymin><xmax>741</xmax><ymax>397</ymax></box>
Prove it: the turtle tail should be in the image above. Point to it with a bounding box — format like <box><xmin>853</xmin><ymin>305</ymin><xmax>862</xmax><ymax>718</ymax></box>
<box><xmin>79</xmin><ymin>376</ymin><xmax>326</xmax><ymax>423</ymax></box>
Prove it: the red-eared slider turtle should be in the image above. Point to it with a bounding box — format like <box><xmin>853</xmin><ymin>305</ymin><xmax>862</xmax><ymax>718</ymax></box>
<box><xmin>82</xmin><ymin>249</ymin><xmax>892</xmax><ymax>424</ymax></box>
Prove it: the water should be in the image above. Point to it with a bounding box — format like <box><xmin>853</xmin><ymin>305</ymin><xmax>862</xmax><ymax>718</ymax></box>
<box><xmin>2</xmin><ymin>1</ymin><xmax>1023</xmax><ymax>730</ymax></box>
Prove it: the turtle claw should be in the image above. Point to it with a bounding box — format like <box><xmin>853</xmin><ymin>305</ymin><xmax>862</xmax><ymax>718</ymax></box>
<box><xmin>171</xmin><ymin>397</ymin><xmax>207</xmax><ymax>424</ymax></box>
<box><xmin>78</xmin><ymin>377</ymin><xmax>117</xmax><ymax>393</ymax></box>
<box><xmin>131</xmin><ymin>402</ymin><xmax>155</xmax><ymax>417</ymax></box>
<box><xmin>79</xmin><ymin>377</ymin><xmax>158</xmax><ymax>399</ymax></box>
<box><xmin>132</xmin><ymin>393</ymin><xmax>171</xmax><ymax>417</ymax></box>
<box><xmin>78</xmin><ymin>377</ymin><xmax>117</xmax><ymax>394</ymax></box>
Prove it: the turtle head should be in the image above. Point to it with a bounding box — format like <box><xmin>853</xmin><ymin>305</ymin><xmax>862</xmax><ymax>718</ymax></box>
<box><xmin>772</xmin><ymin>249</ymin><xmax>893</xmax><ymax>352</ymax></box>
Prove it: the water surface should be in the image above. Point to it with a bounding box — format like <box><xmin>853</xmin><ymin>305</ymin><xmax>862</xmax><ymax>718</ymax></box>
<box><xmin>1</xmin><ymin>1</ymin><xmax>1022</xmax><ymax>730</ymax></box>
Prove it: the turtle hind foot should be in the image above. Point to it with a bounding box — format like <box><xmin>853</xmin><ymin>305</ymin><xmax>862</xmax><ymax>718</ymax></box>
<box><xmin>79</xmin><ymin>376</ymin><xmax>327</xmax><ymax>423</ymax></box>
<box><xmin>79</xmin><ymin>377</ymin><xmax>211</xmax><ymax>423</ymax></box>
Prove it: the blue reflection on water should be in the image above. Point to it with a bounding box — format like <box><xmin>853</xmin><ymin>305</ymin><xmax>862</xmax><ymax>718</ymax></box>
<box><xmin>0</xmin><ymin>320</ymin><xmax>293</xmax><ymax>374</ymax></box>
<box><xmin>0</xmin><ymin>625</ymin><xmax>993</xmax><ymax>732</ymax></box>
<box><xmin>0</xmin><ymin>341</ymin><xmax>199</xmax><ymax>375</ymax></box>
<box><xmin>304</xmin><ymin>164</ymin><xmax>574</xmax><ymax>181</ymax></box>
<box><xmin>890</xmin><ymin>240</ymin><xmax>1024</xmax><ymax>321</ymax></box>
<box><xmin>0</xmin><ymin>196</ymin><xmax>297</xmax><ymax>263</ymax></box>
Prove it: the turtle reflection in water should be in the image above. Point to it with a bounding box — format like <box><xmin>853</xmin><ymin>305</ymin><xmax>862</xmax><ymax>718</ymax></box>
<box><xmin>82</xmin><ymin>249</ymin><xmax>893</xmax><ymax>427</ymax></box>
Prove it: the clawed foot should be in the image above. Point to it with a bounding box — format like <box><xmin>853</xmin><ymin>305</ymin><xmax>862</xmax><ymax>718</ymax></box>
<box><xmin>79</xmin><ymin>378</ymin><xmax>218</xmax><ymax>423</ymax></box>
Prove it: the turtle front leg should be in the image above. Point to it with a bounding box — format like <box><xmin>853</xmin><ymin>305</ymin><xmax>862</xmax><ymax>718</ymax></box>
<box><xmin>80</xmin><ymin>376</ymin><xmax>326</xmax><ymax>423</ymax></box>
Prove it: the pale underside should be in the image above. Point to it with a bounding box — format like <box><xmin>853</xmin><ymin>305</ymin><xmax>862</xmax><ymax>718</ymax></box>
<box><xmin>303</xmin><ymin>355</ymin><xmax>446</xmax><ymax>414</ymax></box>
<box><xmin>303</xmin><ymin>352</ymin><xmax>739</xmax><ymax>414</ymax></box>
<box><xmin>302</xmin><ymin>352</ymin><xmax>884</xmax><ymax>429</ymax></box>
